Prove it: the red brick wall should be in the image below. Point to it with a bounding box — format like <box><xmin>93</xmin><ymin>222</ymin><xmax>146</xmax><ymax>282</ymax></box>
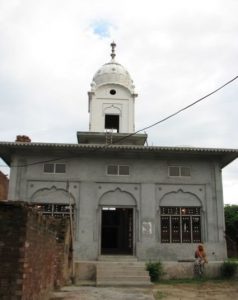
<box><xmin>0</xmin><ymin>202</ymin><xmax>71</xmax><ymax>300</ymax></box>
<box><xmin>0</xmin><ymin>171</ymin><xmax>8</xmax><ymax>200</ymax></box>
<box><xmin>0</xmin><ymin>203</ymin><xmax>26</xmax><ymax>300</ymax></box>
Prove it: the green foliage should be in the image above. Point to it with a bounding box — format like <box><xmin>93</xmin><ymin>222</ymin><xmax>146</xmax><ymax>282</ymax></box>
<box><xmin>220</xmin><ymin>260</ymin><xmax>238</xmax><ymax>278</ymax></box>
<box><xmin>146</xmin><ymin>261</ymin><xmax>164</xmax><ymax>282</ymax></box>
<box><xmin>224</xmin><ymin>205</ymin><xmax>238</xmax><ymax>242</ymax></box>
<box><xmin>226</xmin><ymin>257</ymin><xmax>238</xmax><ymax>262</ymax></box>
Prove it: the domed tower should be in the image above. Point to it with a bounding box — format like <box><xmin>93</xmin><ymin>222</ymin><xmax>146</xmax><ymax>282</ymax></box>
<box><xmin>89</xmin><ymin>42</ymin><xmax>137</xmax><ymax>133</ymax></box>
<box><xmin>77</xmin><ymin>42</ymin><xmax>147</xmax><ymax>145</ymax></box>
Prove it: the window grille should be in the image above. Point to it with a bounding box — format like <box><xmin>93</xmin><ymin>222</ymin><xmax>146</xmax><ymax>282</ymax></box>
<box><xmin>44</xmin><ymin>163</ymin><xmax>54</xmax><ymax>173</ymax></box>
<box><xmin>168</xmin><ymin>166</ymin><xmax>190</xmax><ymax>177</ymax></box>
<box><xmin>160</xmin><ymin>207</ymin><xmax>201</xmax><ymax>243</ymax></box>
<box><xmin>107</xmin><ymin>165</ymin><xmax>130</xmax><ymax>176</ymax></box>
<box><xmin>107</xmin><ymin>165</ymin><xmax>118</xmax><ymax>175</ymax></box>
<box><xmin>55</xmin><ymin>164</ymin><xmax>66</xmax><ymax>173</ymax></box>
<box><xmin>43</xmin><ymin>163</ymin><xmax>66</xmax><ymax>173</ymax></box>
<box><xmin>34</xmin><ymin>203</ymin><xmax>74</xmax><ymax>219</ymax></box>
<box><xmin>119</xmin><ymin>165</ymin><xmax>129</xmax><ymax>175</ymax></box>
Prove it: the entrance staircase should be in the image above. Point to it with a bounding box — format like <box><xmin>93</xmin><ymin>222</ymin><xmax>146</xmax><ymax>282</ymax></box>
<box><xmin>96</xmin><ymin>256</ymin><xmax>151</xmax><ymax>286</ymax></box>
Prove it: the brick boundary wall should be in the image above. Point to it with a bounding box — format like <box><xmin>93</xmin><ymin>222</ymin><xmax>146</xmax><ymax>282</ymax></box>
<box><xmin>0</xmin><ymin>201</ymin><xmax>71</xmax><ymax>300</ymax></box>
<box><xmin>0</xmin><ymin>171</ymin><xmax>8</xmax><ymax>200</ymax></box>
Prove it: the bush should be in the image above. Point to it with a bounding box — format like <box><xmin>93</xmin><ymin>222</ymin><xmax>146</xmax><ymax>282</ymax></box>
<box><xmin>220</xmin><ymin>261</ymin><xmax>238</xmax><ymax>278</ymax></box>
<box><xmin>146</xmin><ymin>261</ymin><xmax>164</xmax><ymax>282</ymax></box>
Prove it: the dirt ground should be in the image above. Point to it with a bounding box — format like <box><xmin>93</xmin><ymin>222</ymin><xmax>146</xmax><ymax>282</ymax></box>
<box><xmin>50</xmin><ymin>286</ymin><xmax>154</xmax><ymax>300</ymax></box>
<box><xmin>50</xmin><ymin>281</ymin><xmax>238</xmax><ymax>300</ymax></box>
<box><xmin>153</xmin><ymin>281</ymin><xmax>238</xmax><ymax>300</ymax></box>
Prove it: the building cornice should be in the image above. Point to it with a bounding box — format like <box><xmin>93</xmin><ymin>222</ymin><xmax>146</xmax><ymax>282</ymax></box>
<box><xmin>0</xmin><ymin>141</ymin><xmax>237</xmax><ymax>168</ymax></box>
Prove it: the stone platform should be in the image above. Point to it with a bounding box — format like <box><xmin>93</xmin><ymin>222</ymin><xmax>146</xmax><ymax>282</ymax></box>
<box><xmin>74</xmin><ymin>257</ymin><xmax>225</xmax><ymax>285</ymax></box>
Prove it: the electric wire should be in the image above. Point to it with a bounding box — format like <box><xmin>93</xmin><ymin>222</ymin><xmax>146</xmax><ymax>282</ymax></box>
<box><xmin>111</xmin><ymin>75</ymin><xmax>238</xmax><ymax>145</ymax></box>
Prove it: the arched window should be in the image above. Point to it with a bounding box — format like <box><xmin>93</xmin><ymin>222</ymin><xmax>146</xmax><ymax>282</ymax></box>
<box><xmin>159</xmin><ymin>190</ymin><xmax>202</xmax><ymax>243</ymax></box>
<box><xmin>161</xmin><ymin>207</ymin><xmax>201</xmax><ymax>243</ymax></box>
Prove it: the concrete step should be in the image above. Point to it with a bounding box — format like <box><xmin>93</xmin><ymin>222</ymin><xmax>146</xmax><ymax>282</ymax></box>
<box><xmin>97</xmin><ymin>264</ymin><xmax>146</xmax><ymax>270</ymax></box>
<box><xmin>98</xmin><ymin>255</ymin><xmax>138</xmax><ymax>262</ymax></box>
<box><xmin>97</xmin><ymin>280</ymin><xmax>152</xmax><ymax>287</ymax></box>
<box><xmin>98</xmin><ymin>275</ymin><xmax>150</xmax><ymax>281</ymax></box>
<box><xmin>97</xmin><ymin>261</ymin><xmax>146</xmax><ymax>267</ymax></box>
<box><xmin>97</xmin><ymin>266</ymin><xmax>148</xmax><ymax>275</ymax></box>
<box><xmin>97</xmin><ymin>270</ymin><xmax>149</xmax><ymax>276</ymax></box>
<box><xmin>96</xmin><ymin>261</ymin><xmax>151</xmax><ymax>287</ymax></box>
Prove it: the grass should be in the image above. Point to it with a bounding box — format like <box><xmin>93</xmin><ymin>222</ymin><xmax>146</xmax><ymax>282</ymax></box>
<box><xmin>153</xmin><ymin>277</ymin><xmax>238</xmax><ymax>285</ymax></box>
<box><xmin>153</xmin><ymin>279</ymin><xmax>238</xmax><ymax>300</ymax></box>
<box><xmin>155</xmin><ymin>290</ymin><xmax>168</xmax><ymax>299</ymax></box>
<box><xmin>156</xmin><ymin>277</ymin><xmax>208</xmax><ymax>284</ymax></box>
<box><xmin>154</xmin><ymin>277</ymin><xmax>238</xmax><ymax>300</ymax></box>
<box><xmin>227</xmin><ymin>258</ymin><xmax>238</xmax><ymax>262</ymax></box>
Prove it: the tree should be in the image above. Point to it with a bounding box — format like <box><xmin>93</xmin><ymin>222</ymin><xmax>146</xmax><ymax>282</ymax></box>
<box><xmin>224</xmin><ymin>205</ymin><xmax>238</xmax><ymax>241</ymax></box>
<box><xmin>224</xmin><ymin>205</ymin><xmax>238</xmax><ymax>257</ymax></box>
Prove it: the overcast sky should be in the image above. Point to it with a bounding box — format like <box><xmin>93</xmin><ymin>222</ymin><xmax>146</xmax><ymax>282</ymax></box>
<box><xmin>0</xmin><ymin>0</ymin><xmax>238</xmax><ymax>204</ymax></box>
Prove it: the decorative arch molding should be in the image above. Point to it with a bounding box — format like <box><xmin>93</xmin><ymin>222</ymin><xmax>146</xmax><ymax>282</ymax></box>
<box><xmin>31</xmin><ymin>186</ymin><xmax>75</xmax><ymax>204</ymax></box>
<box><xmin>158</xmin><ymin>189</ymin><xmax>202</xmax><ymax>209</ymax></box>
<box><xmin>103</xmin><ymin>104</ymin><xmax>121</xmax><ymax>115</ymax></box>
<box><xmin>99</xmin><ymin>187</ymin><xmax>137</xmax><ymax>207</ymax></box>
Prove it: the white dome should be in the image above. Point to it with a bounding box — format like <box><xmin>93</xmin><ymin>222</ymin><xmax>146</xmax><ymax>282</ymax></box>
<box><xmin>91</xmin><ymin>60</ymin><xmax>135</xmax><ymax>93</ymax></box>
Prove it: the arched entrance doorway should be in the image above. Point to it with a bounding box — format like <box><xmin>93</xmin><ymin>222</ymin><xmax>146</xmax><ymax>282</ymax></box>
<box><xmin>99</xmin><ymin>189</ymin><xmax>136</xmax><ymax>255</ymax></box>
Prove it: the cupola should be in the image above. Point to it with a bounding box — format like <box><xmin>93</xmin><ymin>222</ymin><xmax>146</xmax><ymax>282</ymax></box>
<box><xmin>77</xmin><ymin>42</ymin><xmax>147</xmax><ymax>146</ymax></box>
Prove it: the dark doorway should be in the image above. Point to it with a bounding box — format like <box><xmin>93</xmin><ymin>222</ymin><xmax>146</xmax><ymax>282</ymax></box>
<box><xmin>101</xmin><ymin>208</ymin><xmax>133</xmax><ymax>255</ymax></box>
<box><xmin>105</xmin><ymin>114</ymin><xmax>119</xmax><ymax>132</ymax></box>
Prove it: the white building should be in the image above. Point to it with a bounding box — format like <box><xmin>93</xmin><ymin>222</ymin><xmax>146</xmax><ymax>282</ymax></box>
<box><xmin>0</xmin><ymin>43</ymin><xmax>238</xmax><ymax>270</ymax></box>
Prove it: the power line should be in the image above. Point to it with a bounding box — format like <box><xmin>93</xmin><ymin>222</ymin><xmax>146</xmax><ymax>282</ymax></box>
<box><xmin>112</xmin><ymin>75</ymin><xmax>238</xmax><ymax>145</ymax></box>
<box><xmin>2</xmin><ymin>75</ymin><xmax>238</xmax><ymax>168</ymax></box>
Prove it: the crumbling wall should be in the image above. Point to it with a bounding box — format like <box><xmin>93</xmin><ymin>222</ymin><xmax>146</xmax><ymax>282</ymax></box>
<box><xmin>0</xmin><ymin>171</ymin><xmax>8</xmax><ymax>200</ymax></box>
<box><xmin>0</xmin><ymin>201</ymin><xmax>71</xmax><ymax>300</ymax></box>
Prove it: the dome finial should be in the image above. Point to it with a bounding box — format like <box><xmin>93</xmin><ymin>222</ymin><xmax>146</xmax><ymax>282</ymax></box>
<box><xmin>110</xmin><ymin>41</ymin><xmax>116</xmax><ymax>60</ymax></box>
